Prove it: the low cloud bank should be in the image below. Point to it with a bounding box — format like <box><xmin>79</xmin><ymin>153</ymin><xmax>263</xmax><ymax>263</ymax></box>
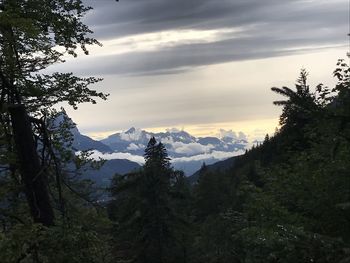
<box><xmin>86</xmin><ymin>151</ymin><xmax>145</xmax><ymax>165</ymax></box>
<box><xmin>218</xmin><ymin>129</ymin><xmax>248</xmax><ymax>141</ymax></box>
<box><xmin>85</xmin><ymin>149</ymin><xmax>244</xmax><ymax>166</ymax></box>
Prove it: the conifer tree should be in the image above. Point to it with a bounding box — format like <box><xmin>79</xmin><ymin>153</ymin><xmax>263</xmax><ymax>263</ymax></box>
<box><xmin>110</xmin><ymin>138</ymin><xmax>170</xmax><ymax>262</ymax></box>
<box><xmin>271</xmin><ymin>69</ymin><xmax>317</xmax><ymax>130</ymax></box>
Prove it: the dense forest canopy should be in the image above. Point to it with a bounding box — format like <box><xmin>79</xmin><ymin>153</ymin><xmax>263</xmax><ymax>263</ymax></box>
<box><xmin>0</xmin><ymin>0</ymin><xmax>349</xmax><ymax>262</ymax></box>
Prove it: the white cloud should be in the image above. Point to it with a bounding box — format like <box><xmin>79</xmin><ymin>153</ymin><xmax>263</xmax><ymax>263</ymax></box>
<box><xmin>160</xmin><ymin>136</ymin><xmax>175</xmax><ymax>145</ymax></box>
<box><xmin>160</xmin><ymin>135</ymin><xmax>215</xmax><ymax>155</ymax></box>
<box><xmin>126</xmin><ymin>143</ymin><xmax>141</xmax><ymax>151</ymax></box>
<box><xmin>171</xmin><ymin>141</ymin><xmax>214</xmax><ymax>155</ymax></box>
<box><xmin>237</xmin><ymin>131</ymin><xmax>248</xmax><ymax>141</ymax></box>
<box><xmin>84</xmin><ymin>28</ymin><xmax>241</xmax><ymax>57</ymax></box>
<box><xmin>219</xmin><ymin>129</ymin><xmax>237</xmax><ymax>139</ymax></box>
<box><xmin>172</xmin><ymin>150</ymin><xmax>245</xmax><ymax>163</ymax></box>
<box><xmin>81</xmin><ymin>148</ymin><xmax>245</xmax><ymax>167</ymax></box>
<box><xmin>218</xmin><ymin>129</ymin><xmax>248</xmax><ymax>141</ymax></box>
<box><xmin>84</xmin><ymin>150</ymin><xmax>145</xmax><ymax>164</ymax></box>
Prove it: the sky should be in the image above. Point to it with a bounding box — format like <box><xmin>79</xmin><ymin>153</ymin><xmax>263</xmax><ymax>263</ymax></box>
<box><xmin>54</xmin><ymin>0</ymin><xmax>349</xmax><ymax>141</ymax></box>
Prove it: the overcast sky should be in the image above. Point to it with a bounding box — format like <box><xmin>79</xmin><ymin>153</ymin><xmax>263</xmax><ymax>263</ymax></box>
<box><xmin>56</xmin><ymin>0</ymin><xmax>349</xmax><ymax>140</ymax></box>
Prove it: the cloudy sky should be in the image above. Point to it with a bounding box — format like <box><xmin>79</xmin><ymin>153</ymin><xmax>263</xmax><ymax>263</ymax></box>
<box><xmin>55</xmin><ymin>0</ymin><xmax>349</xmax><ymax>140</ymax></box>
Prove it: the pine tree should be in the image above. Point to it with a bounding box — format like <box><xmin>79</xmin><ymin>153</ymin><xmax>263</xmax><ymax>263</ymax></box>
<box><xmin>142</xmin><ymin>137</ymin><xmax>173</xmax><ymax>263</ymax></box>
<box><xmin>271</xmin><ymin>69</ymin><xmax>317</xmax><ymax>129</ymax></box>
<box><xmin>144</xmin><ymin>137</ymin><xmax>171</xmax><ymax>171</ymax></box>
<box><xmin>110</xmin><ymin>138</ymin><xmax>182</xmax><ymax>263</ymax></box>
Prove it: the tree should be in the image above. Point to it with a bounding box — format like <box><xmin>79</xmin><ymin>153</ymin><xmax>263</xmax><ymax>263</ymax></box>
<box><xmin>189</xmin><ymin>64</ymin><xmax>350</xmax><ymax>263</ymax></box>
<box><xmin>0</xmin><ymin>0</ymin><xmax>107</xmax><ymax>226</ymax></box>
<box><xmin>271</xmin><ymin>69</ymin><xmax>317</xmax><ymax>130</ymax></box>
<box><xmin>109</xmin><ymin>137</ymin><xmax>188</xmax><ymax>263</ymax></box>
<box><xmin>0</xmin><ymin>1</ymin><xmax>112</xmax><ymax>262</ymax></box>
<box><xmin>226</xmin><ymin>64</ymin><xmax>350</xmax><ymax>262</ymax></box>
<box><xmin>141</xmin><ymin>138</ymin><xmax>173</xmax><ymax>263</ymax></box>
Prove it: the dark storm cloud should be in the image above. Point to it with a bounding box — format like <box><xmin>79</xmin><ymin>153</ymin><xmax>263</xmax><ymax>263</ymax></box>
<box><xmin>76</xmin><ymin>0</ymin><xmax>347</xmax><ymax>75</ymax></box>
<box><xmin>84</xmin><ymin>0</ymin><xmax>346</xmax><ymax>39</ymax></box>
<box><xmin>84</xmin><ymin>0</ymin><xmax>263</xmax><ymax>38</ymax></box>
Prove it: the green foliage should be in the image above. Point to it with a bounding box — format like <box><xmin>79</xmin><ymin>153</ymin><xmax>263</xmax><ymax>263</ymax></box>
<box><xmin>0</xmin><ymin>0</ymin><xmax>112</xmax><ymax>261</ymax></box>
<box><xmin>0</xmin><ymin>0</ymin><xmax>108</xmax><ymax>111</ymax></box>
<box><xmin>0</xmin><ymin>214</ymin><xmax>113</xmax><ymax>263</ymax></box>
<box><xmin>189</xmin><ymin>62</ymin><xmax>350</xmax><ymax>263</ymax></box>
<box><xmin>109</xmin><ymin>138</ymin><xmax>191</xmax><ymax>263</ymax></box>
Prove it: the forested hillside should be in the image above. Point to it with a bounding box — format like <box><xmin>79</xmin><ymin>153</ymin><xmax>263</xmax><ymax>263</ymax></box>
<box><xmin>108</xmin><ymin>65</ymin><xmax>350</xmax><ymax>262</ymax></box>
<box><xmin>182</xmin><ymin>66</ymin><xmax>350</xmax><ymax>262</ymax></box>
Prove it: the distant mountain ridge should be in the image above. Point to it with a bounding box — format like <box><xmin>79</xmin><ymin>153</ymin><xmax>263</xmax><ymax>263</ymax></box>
<box><xmin>56</xmin><ymin>113</ymin><xmax>248</xmax><ymax>175</ymax></box>
<box><xmin>53</xmin><ymin>113</ymin><xmax>113</xmax><ymax>154</ymax></box>
<box><xmin>100</xmin><ymin>127</ymin><xmax>247</xmax><ymax>158</ymax></box>
<box><xmin>53</xmin><ymin>114</ymin><xmax>140</xmax><ymax>186</ymax></box>
<box><xmin>84</xmin><ymin>159</ymin><xmax>141</xmax><ymax>187</ymax></box>
<box><xmin>98</xmin><ymin>127</ymin><xmax>247</xmax><ymax>175</ymax></box>
<box><xmin>72</xmin><ymin>132</ymin><xmax>113</xmax><ymax>153</ymax></box>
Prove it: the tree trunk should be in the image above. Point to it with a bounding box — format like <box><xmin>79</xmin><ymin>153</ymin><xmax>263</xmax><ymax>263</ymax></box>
<box><xmin>9</xmin><ymin>105</ymin><xmax>54</xmax><ymax>226</ymax></box>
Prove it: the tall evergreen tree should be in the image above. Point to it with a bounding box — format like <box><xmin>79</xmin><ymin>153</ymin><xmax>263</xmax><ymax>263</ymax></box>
<box><xmin>141</xmin><ymin>137</ymin><xmax>173</xmax><ymax>263</ymax></box>
<box><xmin>109</xmin><ymin>137</ymin><xmax>186</xmax><ymax>263</ymax></box>
<box><xmin>271</xmin><ymin>69</ymin><xmax>317</xmax><ymax>130</ymax></box>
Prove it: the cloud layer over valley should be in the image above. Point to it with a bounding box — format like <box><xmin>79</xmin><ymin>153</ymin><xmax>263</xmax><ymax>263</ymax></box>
<box><xmin>75</xmin><ymin>126</ymin><xmax>249</xmax><ymax>175</ymax></box>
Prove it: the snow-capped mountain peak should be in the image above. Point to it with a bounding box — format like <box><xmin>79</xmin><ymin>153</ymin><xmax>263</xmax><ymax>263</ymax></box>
<box><xmin>65</xmin><ymin>121</ymin><xmax>249</xmax><ymax>175</ymax></box>
<box><xmin>100</xmin><ymin>127</ymin><xmax>247</xmax><ymax>160</ymax></box>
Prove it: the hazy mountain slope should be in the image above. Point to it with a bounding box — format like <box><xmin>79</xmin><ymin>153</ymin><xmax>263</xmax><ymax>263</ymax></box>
<box><xmin>53</xmin><ymin>112</ymin><xmax>113</xmax><ymax>153</ymax></box>
<box><xmin>72</xmin><ymin>133</ymin><xmax>112</xmax><ymax>153</ymax></box>
<box><xmin>84</xmin><ymin>159</ymin><xmax>141</xmax><ymax>187</ymax></box>
<box><xmin>188</xmin><ymin>156</ymin><xmax>237</xmax><ymax>184</ymax></box>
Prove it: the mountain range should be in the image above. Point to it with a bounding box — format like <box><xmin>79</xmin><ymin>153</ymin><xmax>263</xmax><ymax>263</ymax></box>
<box><xmin>96</xmin><ymin>127</ymin><xmax>247</xmax><ymax>175</ymax></box>
<box><xmin>55</xmin><ymin>114</ymin><xmax>248</xmax><ymax>186</ymax></box>
<box><xmin>100</xmin><ymin>127</ymin><xmax>247</xmax><ymax>157</ymax></box>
